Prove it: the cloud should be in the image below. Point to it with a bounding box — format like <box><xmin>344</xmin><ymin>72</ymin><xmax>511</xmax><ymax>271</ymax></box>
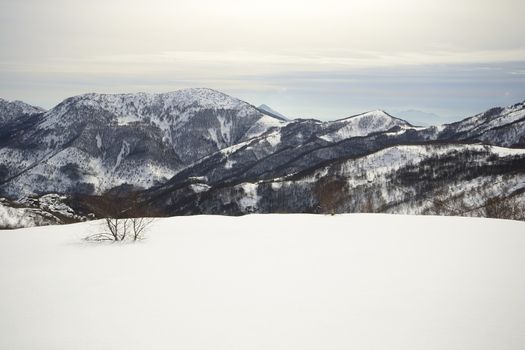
<box><xmin>1</xmin><ymin>0</ymin><xmax>524</xmax><ymax>118</ymax></box>
<box><xmin>4</xmin><ymin>48</ymin><xmax>525</xmax><ymax>80</ymax></box>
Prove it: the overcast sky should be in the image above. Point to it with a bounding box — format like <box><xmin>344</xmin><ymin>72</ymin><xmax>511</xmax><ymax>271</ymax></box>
<box><xmin>1</xmin><ymin>0</ymin><xmax>524</xmax><ymax>121</ymax></box>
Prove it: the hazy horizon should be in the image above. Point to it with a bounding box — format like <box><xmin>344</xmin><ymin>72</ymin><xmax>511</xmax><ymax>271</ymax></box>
<box><xmin>1</xmin><ymin>0</ymin><xmax>524</xmax><ymax>122</ymax></box>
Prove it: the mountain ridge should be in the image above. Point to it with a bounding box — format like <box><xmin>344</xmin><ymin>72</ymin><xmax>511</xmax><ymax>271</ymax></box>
<box><xmin>1</xmin><ymin>89</ymin><xmax>525</xmax><ymax>227</ymax></box>
<box><xmin>0</xmin><ymin>88</ymin><xmax>285</xmax><ymax>198</ymax></box>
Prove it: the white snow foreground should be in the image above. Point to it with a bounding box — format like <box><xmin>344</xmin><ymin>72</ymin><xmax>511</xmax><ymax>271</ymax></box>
<box><xmin>1</xmin><ymin>214</ymin><xmax>524</xmax><ymax>350</ymax></box>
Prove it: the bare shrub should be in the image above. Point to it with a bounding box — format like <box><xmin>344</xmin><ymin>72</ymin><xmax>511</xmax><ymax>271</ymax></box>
<box><xmin>86</xmin><ymin>217</ymin><xmax>130</xmax><ymax>242</ymax></box>
<box><xmin>85</xmin><ymin>191</ymin><xmax>155</xmax><ymax>242</ymax></box>
<box><xmin>86</xmin><ymin>217</ymin><xmax>153</xmax><ymax>242</ymax></box>
<box><xmin>129</xmin><ymin>217</ymin><xmax>154</xmax><ymax>241</ymax></box>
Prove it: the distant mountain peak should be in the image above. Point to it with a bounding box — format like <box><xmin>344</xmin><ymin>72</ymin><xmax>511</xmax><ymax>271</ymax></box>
<box><xmin>337</xmin><ymin>109</ymin><xmax>408</xmax><ymax>124</ymax></box>
<box><xmin>0</xmin><ymin>98</ymin><xmax>45</xmax><ymax>125</ymax></box>
<box><xmin>0</xmin><ymin>98</ymin><xmax>45</xmax><ymax>112</ymax></box>
<box><xmin>257</xmin><ymin>104</ymin><xmax>289</xmax><ymax>121</ymax></box>
<box><xmin>395</xmin><ymin>109</ymin><xmax>459</xmax><ymax>126</ymax></box>
<box><xmin>367</xmin><ymin>109</ymin><xmax>389</xmax><ymax>115</ymax></box>
<box><xmin>316</xmin><ymin>110</ymin><xmax>411</xmax><ymax>143</ymax></box>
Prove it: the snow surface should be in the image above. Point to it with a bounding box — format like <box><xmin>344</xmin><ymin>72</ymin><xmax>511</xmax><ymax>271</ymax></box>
<box><xmin>189</xmin><ymin>183</ymin><xmax>211</xmax><ymax>193</ymax></box>
<box><xmin>95</xmin><ymin>133</ymin><xmax>102</xmax><ymax>149</ymax></box>
<box><xmin>265</xmin><ymin>130</ymin><xmax>282</xmax><ymax>147</ymax></box>
<box><xmin>1</xmin><ymin>214</ymin><xmax>525</xmax><ymax>350</ymax></box>
<box><xmin>224</xmin><ymin>158</ymin><xmax>236</xmax><ymax>169</ymax></box>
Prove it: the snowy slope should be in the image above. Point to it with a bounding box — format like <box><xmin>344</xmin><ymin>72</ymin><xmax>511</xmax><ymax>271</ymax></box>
<box><xmin>313</xmin><ymin>144</ymin><xmax>525</xmax><ymax>180</ymax></box>
<box><xmin>242</xmin><ymin>115</ymin><xmax>287</xmax><ymax>140</ymax></box>
<box><xmin>1</xmin><ymin>214</ymin><xmax>524</xmax><ymax>350</ymax></box>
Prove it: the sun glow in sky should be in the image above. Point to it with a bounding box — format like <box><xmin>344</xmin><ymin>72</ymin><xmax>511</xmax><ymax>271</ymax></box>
<box><xmin>1</xmin><ymin>0</ymin><xmax>524</xmax><ymax>121</ymax></box>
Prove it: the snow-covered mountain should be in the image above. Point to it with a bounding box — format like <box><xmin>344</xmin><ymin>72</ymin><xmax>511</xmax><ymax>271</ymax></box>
<box><xmin>317</xmin><ymin>110</ymin><xmax>412</xmax><ymax>142</ymax></box>
<box><xmin>0</xmin><ymin>88</ymin><xmax>285</xmax><ymax>197</ymax></box>
<box><xmin>144</xmin><ymin>142</ymin><xmax>525</xmax><ymax>218</ymax></box>
<box><xmin>148</xmin><ymin>110</ymin><xmax>426</xmax><ymax>193</ymax></box>
<box><xmin>137</xmin><ymin>101</ymin><xmax>525</xmax><ymax>219</ymax></box>
<box><xmin>1</xmin><ymin>90</ymin><xmax>525</xmax><ymax>225</ymax></box>
<box><xmin>257</xmin><ymin>104</ymin><xmax>289</xmax><ymax>121</ymax></box>
<box><xmin>0</xmin><ymin>98</ymin><xmax>45</xmax><ymax>126</ymax></box>
<box><xmin>440</xmin><ymin>100</ymin><xmax>525</xmax><ymax>147</ymax></box>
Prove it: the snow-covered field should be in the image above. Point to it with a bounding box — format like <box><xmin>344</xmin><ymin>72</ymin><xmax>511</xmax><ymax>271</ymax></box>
<box><xmin>1</xmin><ymin>214</ymin><xmax>524</xmax><ymax>350</ymax></box>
